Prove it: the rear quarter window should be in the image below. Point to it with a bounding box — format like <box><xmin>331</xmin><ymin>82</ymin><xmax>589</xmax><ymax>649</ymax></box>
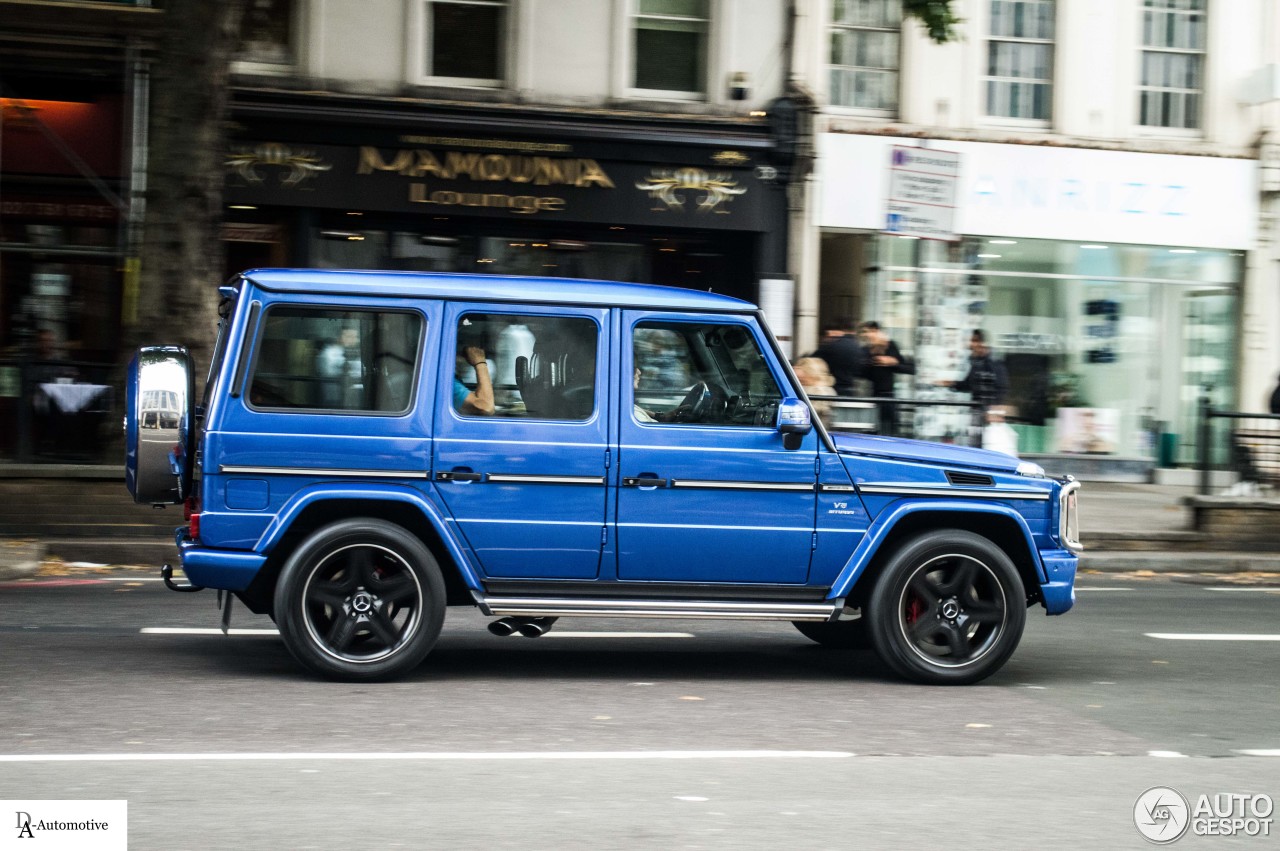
<box><xmin>247</xmin><ymin>307</ymin><xmax>423</xmax><ymax>414</ymax></box>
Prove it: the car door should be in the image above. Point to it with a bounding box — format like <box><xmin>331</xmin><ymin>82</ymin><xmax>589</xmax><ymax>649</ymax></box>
<box><xmin>432</xmin><ymin>303</ymin><xmax>609</xmax><ymax>580</ymax></box>
<box><xmin>615</xmin><ymin>311</ymin><xmax>818</xmax><ymax>584</ymax></box>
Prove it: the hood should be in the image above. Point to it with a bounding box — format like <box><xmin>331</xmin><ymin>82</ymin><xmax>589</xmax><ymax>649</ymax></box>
<box><xmin>830</xmin><ymin>432</ymin><xmax>1023</xmax><ymax>474</ymax></box>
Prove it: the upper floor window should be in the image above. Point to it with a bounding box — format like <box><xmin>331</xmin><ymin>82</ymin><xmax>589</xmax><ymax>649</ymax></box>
<box><xmin>829</xmin><ymin>0</ymin><xmax>900</xmax><ymax>112</ymax></box>
<box><xmin>985</xmin><ymin>0</ymin><xmax>1054</xmax><ymax>121</ymax></box>
<box><xmin>632</xmin><ymin>0</ymin><xmax>709</xmax><ymax>97</ymax></box>
<box><xmin>234</xmin><ymin>0</ymin><xmax>298</xmax><ymax>69</ymax></box>
<box><xmin>418</xmin><ymin>0</ymin><xmax>509</xmax><ymax>87</ymax></box>
<box><xmin>1139</xmin><ymin>0</ymin><xmax>1206</xmax><ymax>130</ymax></box>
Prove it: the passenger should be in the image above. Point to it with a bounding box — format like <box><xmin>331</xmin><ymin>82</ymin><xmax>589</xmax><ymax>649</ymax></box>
<box><xmin>455</xmin><ymin>345</ymin><xmax>495</xmax><ymax>415</ymax></box>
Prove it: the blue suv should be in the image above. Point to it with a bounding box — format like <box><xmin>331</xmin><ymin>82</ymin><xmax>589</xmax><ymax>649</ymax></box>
<box><xmin>125</xmin><ymin>269</ymin><xmax>1081</xmax><ymax>684</ymax></box>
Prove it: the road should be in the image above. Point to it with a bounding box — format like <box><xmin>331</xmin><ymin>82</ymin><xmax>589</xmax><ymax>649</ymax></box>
<box><xmin>1</xmin><ymin>567</ymin><xmax>1278</xmax><ymax>849</ymax></box>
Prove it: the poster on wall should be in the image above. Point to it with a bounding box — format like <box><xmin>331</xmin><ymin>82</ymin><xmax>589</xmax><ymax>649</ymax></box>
<box><xmin>1056</xmin><ymin>407</ymin><xmax>1120</xmax><ymax>454</ymax></box>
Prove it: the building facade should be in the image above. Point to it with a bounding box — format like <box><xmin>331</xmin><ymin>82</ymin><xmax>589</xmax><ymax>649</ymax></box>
<box><xmin>791</xmin><ymin>0</ymin><xmax>1278</xmax><ymax>475</ymax></box>
<box><xmin>223</xmin><ymin>0</ymin><xmax>796</xmax><ymax>321</ymax></box>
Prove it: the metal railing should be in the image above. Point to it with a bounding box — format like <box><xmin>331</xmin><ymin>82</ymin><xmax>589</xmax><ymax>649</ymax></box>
<box><xmin>1196</xmin><ymin>395</ymin><xmax>1280</xmax><ymax>496</ymax></box>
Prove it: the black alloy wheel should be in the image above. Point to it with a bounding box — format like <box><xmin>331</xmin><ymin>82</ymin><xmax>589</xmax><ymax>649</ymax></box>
<box><xmin>867</xmin><ymin>530</ymin><xmax>1026</xmax><ymax>685</ymax></box>
<box><xmin>274</xmin><ymin>519</ymin><xmax>445</xmax><ymax>680</ymax></box>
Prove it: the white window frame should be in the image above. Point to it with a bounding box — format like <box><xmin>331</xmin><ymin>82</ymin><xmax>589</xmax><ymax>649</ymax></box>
<box><xmin>616</xmin><ymin>0</ymin><xmax>715</xmax><ymax>102</ymax></box>
<box><xmin>981</xmin><ymin>0</ymin><xmax>1055</xmax><ymax>128</ymax></box>
<box><xmin>1136</xmin><ymin>0</ymin><xmax>1207</xmax><ymax>136</ymax></box>
<box><xmin>406</xmin><ymin>0</ymin><xmax>513</xmax><ymax>89</ymax></box>
<box><xmin>826</xmin><ymin>0</ymin><xmax>901</xmax><ymax>116</ymax></box>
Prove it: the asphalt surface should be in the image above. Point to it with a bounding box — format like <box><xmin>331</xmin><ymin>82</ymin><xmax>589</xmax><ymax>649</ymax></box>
<box><xmin>1</xmin><ymin>568</ymin><xmax>1277</xmax><ymax>849</ymax></box>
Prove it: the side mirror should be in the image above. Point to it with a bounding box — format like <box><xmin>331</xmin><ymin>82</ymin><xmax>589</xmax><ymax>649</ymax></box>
<box><xmin>776</xmin><ymin>397</ymin><xmax>812</xmax><ymax>435</ymax></box>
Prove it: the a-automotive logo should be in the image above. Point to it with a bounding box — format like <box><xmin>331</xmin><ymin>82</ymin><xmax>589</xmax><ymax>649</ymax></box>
<box><xmin>1134</xmin><ymin>786</ymin><xmax>1191</xmax><ymax>844</ymax></box>
<box><xmin>5</xmin><ymin>801</ymin><xmax>126</xmax><ymax>849</ymax></box>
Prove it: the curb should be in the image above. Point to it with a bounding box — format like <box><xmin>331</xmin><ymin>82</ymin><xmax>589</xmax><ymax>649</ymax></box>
<box><xmin>1081</xmin><ymin>550</ymin><xmax>1280</xmax><ymax>573</ymax></box>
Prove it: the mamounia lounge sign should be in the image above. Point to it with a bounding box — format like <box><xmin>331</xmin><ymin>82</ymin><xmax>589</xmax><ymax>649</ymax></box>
<box><xmin>357</xmin><ymin>146</ymin><xmax>616</xmax><ymax>188</ymax></box>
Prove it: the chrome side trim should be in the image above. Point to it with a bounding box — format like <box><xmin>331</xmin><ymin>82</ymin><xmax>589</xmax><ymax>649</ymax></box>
<box><xmin>671</xmin><ymin>480</ymin><xmax>815</xmax><ymax>492</ymax></box>
<box><xmin>820</xmin><ymin>484</ymin><xmax>857</xmax><ymax>493</ymax></box>
<box><xmin>479</xmin><ymin>596</ymin><xmax>837</xmax><ymax>622</ymax></box>
<box><xmin>219</xmin><ymin>465</ymin><xmax>429</xmax><ymax>479</ymax></box>
<box><xmin>857</xmin><ymin>484</ymin><xmax>1051</xmax><ymax>500</ymax></box>
<box><xmin>486</xmin><ymin>474</ymin><xmax>606</xmax><ymax>485</ymax></box>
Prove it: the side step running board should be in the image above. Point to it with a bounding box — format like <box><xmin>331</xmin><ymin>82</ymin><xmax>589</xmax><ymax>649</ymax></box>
<box><xmin>476</xmin><ymin>595</ymin><xmax>839</xmax><ymax>622</ymax></box>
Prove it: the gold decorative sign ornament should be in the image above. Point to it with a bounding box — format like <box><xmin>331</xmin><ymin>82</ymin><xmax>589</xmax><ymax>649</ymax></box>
<box><xmin>635</xmin><ymin>167</ymin><xmax>747</xmax><ymax>214</ymax></box>
<box><xmin>226</xmin><ymin>143</ymin><xmax>333</xmax><ymax>187</ymax></box>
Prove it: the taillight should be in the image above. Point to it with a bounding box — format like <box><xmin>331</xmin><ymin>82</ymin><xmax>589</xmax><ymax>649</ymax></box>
<box><xmin>184</xmin><ymin>496</ymin><xmax>201</xmax><ymax>540</ymax></box>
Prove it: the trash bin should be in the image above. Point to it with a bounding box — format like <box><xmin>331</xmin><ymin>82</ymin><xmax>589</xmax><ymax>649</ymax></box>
<box><xmin>1158</xmin><ymin>431</ymin><xmax>1179</xmax><ymax>467</ymax></box>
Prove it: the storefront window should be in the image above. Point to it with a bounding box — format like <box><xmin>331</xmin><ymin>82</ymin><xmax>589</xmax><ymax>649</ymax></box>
<box><xmin>850</xmin><ymin>234</ymin><xmax>1241</xmax><ymax>461</ymax></box>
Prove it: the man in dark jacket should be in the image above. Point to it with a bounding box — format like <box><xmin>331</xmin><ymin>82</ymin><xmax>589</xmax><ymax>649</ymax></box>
<box><xmin>812</xmin><ymin>318</ymin><xmax>864</xmax><ymax>397</ymax></box>
<box><xmin>857</xmin><ymin>320</ymin><xmax>914</xmax><ymax>435</ymax></box>
<box><xmin>942</xmin><ymin>330</ymin><xmax>1010</xmax><ymax>429</ymax></box>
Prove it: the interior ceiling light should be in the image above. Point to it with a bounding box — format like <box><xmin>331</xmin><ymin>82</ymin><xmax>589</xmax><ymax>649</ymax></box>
<box><xmin>989</xmin><ymin>239</ymin><xmax>1017</xmax><ymax>245</ymax></box>
<box><xmin>228</xmin><ymin>204</ymin><xmax>257</xmax><ymax>210</ymax></box>
<box><xmin>1080</xmin><ymin>244</ymin><xmax>1108</xmax><ymax>250</ymax></box>
<box><xmin>1170</xmin><ymin>249</ymin><xmax>1197</xmax><ymax>254</ymax></box>
<box><xmin>976</xmin><ymin>253</ymin><xmax>1001</xmax><ymax>258</ymax></box>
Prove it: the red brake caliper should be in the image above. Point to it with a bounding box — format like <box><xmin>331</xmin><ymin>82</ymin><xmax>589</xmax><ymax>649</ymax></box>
<box><xmin>905</xmin><ymin>594</ymin><xmax>926</xmax><ymax>626</ymax></box>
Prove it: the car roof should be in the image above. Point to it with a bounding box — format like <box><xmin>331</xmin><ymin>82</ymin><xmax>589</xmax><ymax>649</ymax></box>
<box><xmin>239</xmin><ymin>268</ymin><xmax>757</xmax><ymax>312</ymax></box>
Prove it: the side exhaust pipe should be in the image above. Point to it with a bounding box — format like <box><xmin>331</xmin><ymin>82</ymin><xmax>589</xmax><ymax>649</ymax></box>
<box><xmin>488</xmin><ymin>616</ymin><xmax>559</xmax><ymax>637</ymax></box>
<box><xmin>488</xmin><ymin>617</ymin><xmax>519</xmax><ymax>637</ymax></box>
<box><xmin>514</xmin><ymin>616</ymin><xmax>558</xmax><ymax>637</ymax></box>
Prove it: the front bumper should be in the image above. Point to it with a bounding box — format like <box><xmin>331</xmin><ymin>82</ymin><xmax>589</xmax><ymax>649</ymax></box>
<box><xmin>175</xmin><ymin>531</ymin><xmax>266</xmax><ymax>591</ymax></box>
<box><xmin>1039</xmin><ymin>549</ymin><xmax>1078</xmax><ymax>615</ymax></box>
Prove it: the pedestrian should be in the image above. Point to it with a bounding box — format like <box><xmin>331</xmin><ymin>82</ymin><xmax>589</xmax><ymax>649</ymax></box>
<box><xmin>856</xmin><ymin>320</ymin><xmax>914</xmax><ymax>435</ymax></box>
<box><xmin>938</xmin><ymin>329</ymin><xmax>1010</xmax><ymax>433</ymax></box>
<box><xmin>792</xmin><ymin>356</ymin><xmax>836</xmax><ymax>427</ymax></box>
<box><xmin>811</xmin><ymin>317</ymin><xmax>863</xmax><ymax>397</ymax></box>
<box><xmin>1270</xmin><ymin>372</ymin><xmax>1280</xmax><ymax>415</ymax></box>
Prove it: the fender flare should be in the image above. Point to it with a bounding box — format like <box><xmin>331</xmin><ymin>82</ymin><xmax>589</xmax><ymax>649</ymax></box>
<box><xmin>254</xmin><ymin>483</ymin><xmax>483</xmax><ymax>590</ymax></box>
<box><xmin>828</xmin><ymin>499</ymin><xmax>1045</xmax><ymax>600</ymax></box>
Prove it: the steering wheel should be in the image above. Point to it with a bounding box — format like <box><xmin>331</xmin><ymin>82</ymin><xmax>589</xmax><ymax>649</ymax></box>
<box><xmin>672</xmin><ymin>381</ymin><xmax>711</xmax><ymax>422</ymax></box>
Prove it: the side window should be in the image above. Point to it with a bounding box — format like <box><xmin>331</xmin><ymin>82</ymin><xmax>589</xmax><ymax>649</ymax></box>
<box><xmin>455</xmin><ymin>313</ymin><xmax>598</xmax><ymax>421</ymax></box>
<box><xmin>248</xmin><ymin>307</ymin><xmax>422</xmax><ymax>413</ymax></box>
<box><xmin>632</xmin><ymin>321</ymin><xmax>782</xmax><ymax>426</ymax></box>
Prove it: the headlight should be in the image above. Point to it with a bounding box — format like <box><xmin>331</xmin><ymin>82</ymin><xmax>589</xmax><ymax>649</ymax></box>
<box><xmin>1058</xmin><ymin>477</ymin><xmax>1082</xmax><ymax>553</ymax></box>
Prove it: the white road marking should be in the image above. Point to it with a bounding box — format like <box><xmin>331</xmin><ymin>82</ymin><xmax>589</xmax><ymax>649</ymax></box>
<box><xmin>140</xmin><ymin>627</ymin><xmax>279</xmax><ymax>636</ymax></box>
<box><xmin>1148</xmin><ymin>751</ymin><xmax>1188</xmax><ymax>758</ymax></box>
<box><xmin>1146</xmin><ymin>633</ymin><xmax>1280</xmax><ymax>641</ymax></box>
<box><xmin>104</xmin><ymin>577</ymin><xmax>164</xmax><ymax>582</ymax></box>
<box><xmin>1235</xmin><ymin>749</ymin><xmax>1280</xmax><ymax>757</ymax></box>
<box><xmin>0</xmin><ymin>750</ymin><xmax>855</xmax><ymax>763</ymax></box>
<box><xmin>1205</xmin><ymin>587</ymin><xmax>1280</xmax><ymax>593</ymax></box>
<box><xmin>1074</xmin><ymin>587</ymin><xmax>1136</xmax><ymax>591</ymax></box>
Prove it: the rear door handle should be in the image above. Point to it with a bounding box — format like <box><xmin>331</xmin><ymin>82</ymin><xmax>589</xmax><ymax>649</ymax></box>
<box><xmin>623</xmin><ymin>477</ymin><xmax>669</xmax><ymax>488</ymax></box>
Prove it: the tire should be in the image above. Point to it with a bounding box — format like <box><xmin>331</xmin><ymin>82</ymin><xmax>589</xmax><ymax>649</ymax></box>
<box><xmin>792</xmin><ymin>618</ymin><xmax>869</xmax><ymax>649</ymax></box>
<box><xmin>866</xmin><ymin>530</ymin><xmax>1026</xmax><ymax>685</ymax></box>
<box><xmin>273</xmin><ymin>518</ymin><xmax>446</xmax><ymax>681</ymax></box>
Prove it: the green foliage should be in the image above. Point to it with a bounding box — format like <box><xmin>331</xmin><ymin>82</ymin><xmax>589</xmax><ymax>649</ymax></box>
<box><xmin>903</xmin><ymin>0</ymin><xmax>961</xmax><ymax>43</ymax></box>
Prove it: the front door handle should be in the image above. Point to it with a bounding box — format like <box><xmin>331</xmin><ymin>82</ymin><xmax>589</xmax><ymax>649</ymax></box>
<box><xmin>437</xmin><ymin>470</ymin><xmax>485</xmax><ymax>483</ymax></box>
